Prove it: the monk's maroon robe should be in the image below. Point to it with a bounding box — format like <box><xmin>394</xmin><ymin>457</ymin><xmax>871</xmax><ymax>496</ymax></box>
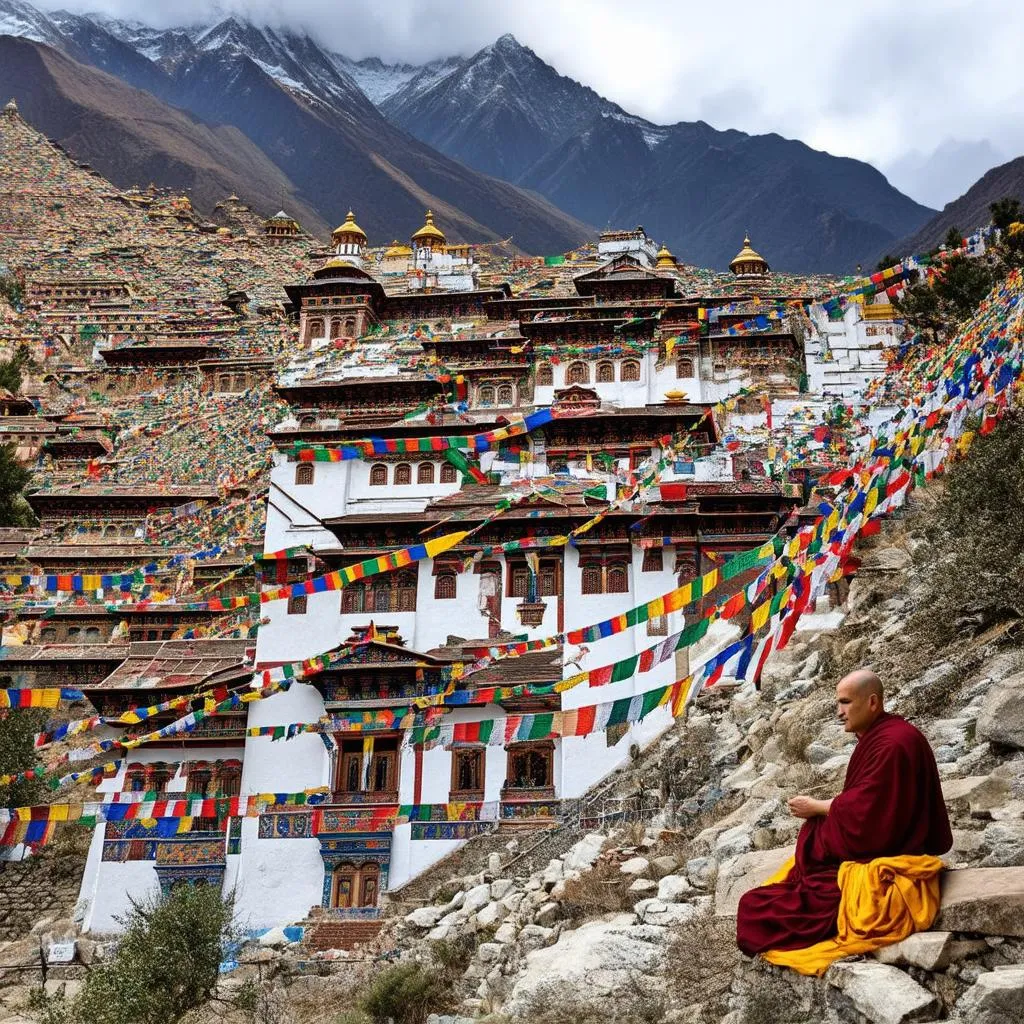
<box><xmin>736</xmin><ymin>712</ymin><xmax>952</xmax><ymax>955</ymax></box>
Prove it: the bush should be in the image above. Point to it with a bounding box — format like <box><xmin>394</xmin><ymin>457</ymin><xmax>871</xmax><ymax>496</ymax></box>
<box><xmin>0</xmin><ymin>704</ymin><xmax>47</xmax><ymax>809</ymax></box>
<box><xmin>357</xmin><ymin>962</ymin><xmax>449</xmax><ymax>1024</ymax></box>
<box><xmin>58</xmin><ymin>883</ymin><xmax>233</xmax><ymax>1024</ymax></box>
<box><xmin>559</xmin><ymin>858</ymin><xmax>634</xmax><ymax>921</ymax></box>
<box><xmin>911</xmin><ymin>411</ymin><xmax>1024</xmax><ymax>645</ymax></box>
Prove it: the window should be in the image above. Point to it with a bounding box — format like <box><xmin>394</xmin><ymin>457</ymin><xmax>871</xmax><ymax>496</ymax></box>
<box><xmin>369</xmin><ymin>463</ymin><xmax>387</xmax><ymax>486</ymax></box>
<box><xmin>596</xmin><ymin>360</ymin><xmax>615</xmax><ymax>383</ymax></box>
<box><xmin>641</xmin><ymin>548</ymin><xmax>664</xmax><ymax>572</ymax></box>
<box><xmin>417</xmin><ymin>462</ymin><xmax>435</xmax><ymax>484</ymax></box>
<box><xmin>621</xmin><ymin>360</ymin><xmax>641</xmax><ymax>382</ymax></box>
<box><xmin>330</xmin><ymin>319</ymin><xmax>344</xmax><ymax>339</ymax></box>
<box><xmin>344</xmin><ymin>317</ymin><xmax>356</xmax><ymax>336</ymax></box>
<box><xmin>537</xmin><ymin>363</ymin><xmax>553</xmax><ymax>386</ymax></box>
<box><xmin>510</xmin><ymin>566</ymin><xmax>531</xmax><ymax>599</ymax></box>
<box><xmin>676</xmin><ymin>356</ymin><xmax>694</xmax><ymax>378</ymax></box>
<box><xmin>307</xmin><ymin>317</ymin><xmax>324</xmax><ymax>339</ymax></box>
<box><xmin>440</xmin><ymin>462</ymin><xmax>458</xmax><ymax>483</ymax></box>
<box><xmin>478</xmin><ymin>385</ymin><xmax>496</xmax><ymax>407</ymax></box>
<box><xmin>373</xmin><ymin>583</ymin><xmax>391</xmax><ymax>613</ymax></box>
<box><xmin>394</xmin><ymin>463</ymin><xmax>412</xmax><ymax>485</ymax></box>
<box><xmin>581</xmin><ymin>561</ymin><xmax>629</xmax><ymax>594</ymax></box>
<box><xmin>397</xmin><ymin>571</ymin><xmax>417</xmax><ymax>611</ymax></box>
<box><xmin>287</xmin><ymin>594</ymin><xmax>307</xmax><ymax>615</ymax></box>
<box><xmin>506</xmin><ymin>743</ymin><xmax>554</xmax><ymax>790</ymax></box>
<box><xmin>85</xmin><ymin>626</ymin><xmax>102</xmax><ymax>643</ymax></box>
<box><xmin>566</xmin><ymin>361</ymin><xmax>589</xmax><ymax>385</ymax></box>
<box><xmin>295</xmin><ymin>463</ymin><xmax>314</xmax><ymax>485</ymax></box>
<box><xmin>41</xmin><ymin>627</ymin><xmax>57</xmax><ymax>642</ymax></box>
<box><xmin>341</xmin><ymin>583</ymin><xmax>366</xmax><ymax>614</ymax></box>
<box><xmin>67</xmin><ymin>627</ymin><xmax>81</xmax><ymax>642</ymax></box>
<box><xmin>434</xmin><ymin>571</ymin><xmax>457</xmax><ymax>600</ymax></box>
<box><xmin>581</xmin><ymin>565</ymin><xmax>603</xmax><ymax>595</ymax></box>
<box><xmin>606</xmin><ymin>563</ymin><xmax>628</xmax><ymax>593</ymax></box>
<box><xmin>451</xmin><ymin>747</ymin><xmax>484</xmax><ymax>796</ymax></box>
<box><xmin>647</xmin><ymin>614</ymin><xmax>668</xmax><ymax>636</ymax></box>
<box><xmin>497</xmin><ymin>384</ymin><xmax>515</xmax><ymax>406</ymax></box>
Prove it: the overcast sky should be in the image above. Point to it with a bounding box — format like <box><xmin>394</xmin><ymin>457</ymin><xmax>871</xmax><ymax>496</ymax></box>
<box><xmin>37</xmin><ymin>0</ymin><xmax>1024</xmax><ymax>208</ymax></box>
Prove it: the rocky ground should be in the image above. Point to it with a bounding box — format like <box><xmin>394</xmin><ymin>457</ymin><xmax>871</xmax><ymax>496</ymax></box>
<box><xmin>4</xmin><ymin>504</ymin><xmax>1024</xmax><ymax>1024</ymax></box>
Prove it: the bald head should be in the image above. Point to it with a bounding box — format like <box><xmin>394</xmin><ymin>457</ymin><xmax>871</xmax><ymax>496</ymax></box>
<box><xmin>836</xmin><ymin>668</ymin><xmax>885</xmax><ymax>736</ymax></box>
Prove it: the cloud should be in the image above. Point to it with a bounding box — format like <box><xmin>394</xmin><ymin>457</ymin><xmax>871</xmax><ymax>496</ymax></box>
<box><xmin>35</xmin><ymin>0</ymin><xmax>1023</xmax><ymax>206</ymax></box>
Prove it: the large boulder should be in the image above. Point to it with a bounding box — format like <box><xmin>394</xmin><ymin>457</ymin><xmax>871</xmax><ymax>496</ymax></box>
<box><xmin>563</xmin><ymin>833</ymin><xmax>606</xmax><ymax>873</ymax></box>
<box><xmin>504</xmin><ymin>918</ymin><xmax>666</xmax><ymax>1016</ymax></box>
<box><xmin>874</xmin><ymin>930</ymin><xmax>953</xmax><ymax>971</ymax></box>
<box><xmin>976</xmin><ymin>671</ymin><xmax>1024</xmax><ymax>749</ymax></box>
<box><xmin>714</xmin><ymin>847</ymin><xmax>793</xmax><ymax>917</ymax></box>
<box><xmin>956</xmin><ymin>966</ymin><xmax>1024</xmax><ymax>1024</ymax></box>
<box><xmin>935</xmin><ymin>867</ymin><xmax>1024</xmax><ymax>936</ymax></box>
<box><xmin>826</xmin><ymin>961</ymin><xmax>937</xmax><ymax>1024</ymax></box>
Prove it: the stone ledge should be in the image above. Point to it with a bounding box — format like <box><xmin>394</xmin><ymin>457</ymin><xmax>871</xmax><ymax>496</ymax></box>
<box><xmin>716</xmin><ymin>856</ymin><xmax>1024</xmax><ymax>940</ymax></box>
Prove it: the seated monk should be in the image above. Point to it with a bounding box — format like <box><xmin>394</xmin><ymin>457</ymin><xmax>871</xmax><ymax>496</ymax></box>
<box><xmin>736</xmin><ymin>668</ymin><xmax>952</xmax><ymax>962</ymax></box>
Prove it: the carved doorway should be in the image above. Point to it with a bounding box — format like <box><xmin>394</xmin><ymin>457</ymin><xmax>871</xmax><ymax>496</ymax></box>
<box><xmin>331</xmin><ymin>861</ymin><xmax>381</xmax><ymax>909</ymax></box>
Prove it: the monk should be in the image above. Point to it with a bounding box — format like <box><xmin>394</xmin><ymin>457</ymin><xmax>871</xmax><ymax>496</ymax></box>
<box><xmin>736</xmin><ymin>669</ymin><xmax>952</xmax><ymax>956</ymax></box>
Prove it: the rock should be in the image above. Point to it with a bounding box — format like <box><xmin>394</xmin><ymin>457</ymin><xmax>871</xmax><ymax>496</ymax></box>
<box><xmin>874</xmin><ymin>930</ymin><xmax>953</xmax><ymax>971</ymax></box>
<box><xmin>406</xmin><ymin>905</ymin><xmax>445</xmax><ymax>929</ymax></box>
<box><xmin>977</xmin><ymin>672</ymin><xmax>1024</xmax><ymax>749</ymax></box>
<box><xmin>657</xmin><ymin>874</ymin><xmax>693</xmax><ymax>902</ymax></box>
<box><xmin>427</xmin><ymin>923</ymin><xmax>452</xmax><ymax>942</ymax></box>
<box><xmin>942</xmin><ymin>776</ymin><xmax>1012</xmax><ymax>816</ymax></box>
<box><xmin>637</xmin><ymin>897</ymin><xmax>707</xmax><ymax>926</ymax></box>
<box><xmin>257</xmin><ymin>927</ymin><xmax>289</xmax><ymax>948</ymax></box>
<box><xmin>648</xmin><ymin>854</ymin><xmax>681</xmax><ymax>878</ymax></box>
<box><xmin>947</xmin><ymin>937</ymin><xmax>989</xmax><ymax>962</ymax></box>
<box><xmin>826</xmin><ymin>961</ymin><xmax>937</xmax><ymax>1024</ymax></box>
<box><xmin>493</xmin><ymin>922</ymin><xmax>517</xmax><ymax>944</ymax></box>
<box><xmin>956</xmin><ymin>966</ymin><xmax>1024</xmax><ymax>1024</ymax></box>
<box><xmin>563</xmin><ymin>833</ymin><xmax>606</xmax><ymax>873</ymax></box>
<box><xmin>686</xmin><ymin>856</ymin><xmax>718</xmax><ymax>889</ymax></box>
<box><xmin>618</xmin><ymin>856</ymin><xmax>650</xmax><ymax>876</ymax></box>
<box><xmin>804</xmin><ymin>741</ymin><xmax>838</xmax><ymax>764</ymax></box>
<box><xmin>517</xmin><ymin>924</ymin><xmax>555</xmax><ymax>954</ymax></box>
<box><xmin>712</xmin><ymin>823</ymin><xmax>753</xmax><ymax>858</ymax></box>
<box><xmin>936</xmin><ymin>867</ymin><xmax>1024</xmax><ymax>936</ymax></box>
<box><xmin>628</xmin><ymin>878</ymin><xmax>658</xmax><ymax>895</ymax></box>
<box><xmin>490</xmin><ymin>879</ymin><xmax>514</xmax><ymax>900</ymax></box>
<box><xmin>500</xmin><ymin>891</ymin><xmax>525</xmax><ymax>913</ymax></box>
<box><xmin>476</xmin><ymin>901</ymin><xmax>506</xmax><ymax>928</ymax></box>
<box><xmin>463</xmin><ymin>883</ymin><xmax>493</xmax><ymax>913</ymax></box>
<box><xmin>75</xmin><ymin>939</ymin><xmax>96</xmax><ymax>966</ymax></box>
<box><xmin>533</xmin><ymin>902</ymin><xmax>561</xmax><ymax>927</ymax></box>
<box><xmin>861</xmin><ymin>547</ymin><xmax>911</xmax><ymax>572</ymax></box>
<box><xmin>476</xmin><ymin>942</ymin><xmax>503</xmax><ymax>965</ymax></box>
<box><xmin>439</xmin><ymin>890</ymin><xmax>465</xmax><ymax>915</ymax></box>
<box><xmin>980</xmin><ymin>822</ymin><xmax>1024</xmax><ymax>867</ymax></box>
<box><xmin>504</xmin><ymin>918</ymin><xmax>666</xmax><ymax>1016</ymax></box>
<box><xmin>487</xmin><ymin>853</ymin><xmax>503</xmax><ymax>875</ymax></box>
<box><xmin>715</xmin><ymin>847</ymin><xmax>794</xmax><ymax>917</ymax></box>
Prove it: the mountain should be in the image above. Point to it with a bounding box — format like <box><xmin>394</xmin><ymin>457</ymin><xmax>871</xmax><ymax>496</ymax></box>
<box><xmin>0</xmin><ymin>3</ymin><xmax>591</xmax><ymax>254</ymax></box>
<box><xmin>888</xmin><ymin>154</ymin><xmax>1024</xmax><ymax>257</ymax></box>
<box><xmin>0</xmin><ymin>34</ymin><xmax>330</xmax><ymax>233</ymax></box>
<box><xmin>884</xmin><ymin>139</ymin><xmax>1006</xmax><ymax>210</ymax></box>
<box><xmin>381</xmin><ymin>34</ymin><xmax>934</xmax><ymax>273</ymax></box>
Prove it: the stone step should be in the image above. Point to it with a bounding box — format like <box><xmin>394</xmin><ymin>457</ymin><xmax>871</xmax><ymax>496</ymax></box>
<box><xmin>303</xmin><ymin>919</ymin><xmax>383</xmax><ymax>953</ymax></box>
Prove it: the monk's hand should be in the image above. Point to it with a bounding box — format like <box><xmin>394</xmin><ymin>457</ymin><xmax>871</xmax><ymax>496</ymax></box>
<box><xmin>788</xmin><ymin>795</ymin><xmax>824</xmax><ymax>819</ymax></box>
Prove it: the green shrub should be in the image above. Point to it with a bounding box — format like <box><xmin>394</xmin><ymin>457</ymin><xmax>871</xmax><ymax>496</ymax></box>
<box><xmin>358</xmin><ymin>962</ymin><xmax>449</xmax><ymax>1024</ymax></box>
<box><xmin>67</xmin><ymin>883</ymin><xmax>233</xmax><ymax>1024</ymax></box>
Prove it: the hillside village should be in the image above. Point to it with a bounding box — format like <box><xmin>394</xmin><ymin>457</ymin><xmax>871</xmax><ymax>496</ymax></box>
<box><xmin>1</xmin><ymin>67</ymin><xmax>1024</xmax><ymax>1024</ymax></box>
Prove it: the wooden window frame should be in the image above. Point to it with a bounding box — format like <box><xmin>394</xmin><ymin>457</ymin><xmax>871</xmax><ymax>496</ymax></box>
<box><xmin>369</xmin><ymin>463</ymin><xmax>387</xmax><ymax>486</ymax></box>
<box><xmin>440</xmin><ymin>462</ymin><xmax>458</xmax><ymax>483</ymax></box>
<box><xmin>287</xmin><ymin>594</ymin><xmax>307</xmax><ymax>615</ymax></box>
<box><xmin>417</xmin><ymin>462</ymin><xmax>435</xmax><ymax>484</ymax></box>
<box><xmin>596</xmin><ymin>360</ymin><xmax>615</xmax><ymax>383</ymax></box>
<box><xmin>450</xmin><ymin>746</ymin><xmax>485</xmax><ymax>799</ymax></box>
<box><xmin>566</xmin><ymin>361</ymin><xmax>590</xmax><ymax>385</ymax></box>
<box><xmin>295</xmin><ymin>463</ymin><xmax>314</xmax><ymax>485</ymax></box>
<box><xmin>536</xmin><ymin>363</ymin><xmax>554</xmax><ymax>386</ymax></box>
<box><xmin>434</xmin><ymin>571</ymin><xmax>457</xmax><ymax>600</ymax></box>
<box><xmin>641</xmin><ymin>547</ymin><xmax>664</xmax><ymax>572</ymax></box>
<box><xmin>621</xmin><ymin>359</ymin><xmax>641</xmax><ymax>382</ymax></box>
<box><xmin>676</xmin><ymin>356</ymin><xmax>695</xmax><ymax>378</ymax></box>
<box><xmin>394</xmin><ymin>463</ymin><xmax>412</xmax><ymax>485</ymax></box>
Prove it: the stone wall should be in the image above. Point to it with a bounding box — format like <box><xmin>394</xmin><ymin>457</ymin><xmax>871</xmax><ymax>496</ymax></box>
<box><xmin>0</xmin><ymin>850</ymin><xmax>86</xmax><ymax>941</ymax></box>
